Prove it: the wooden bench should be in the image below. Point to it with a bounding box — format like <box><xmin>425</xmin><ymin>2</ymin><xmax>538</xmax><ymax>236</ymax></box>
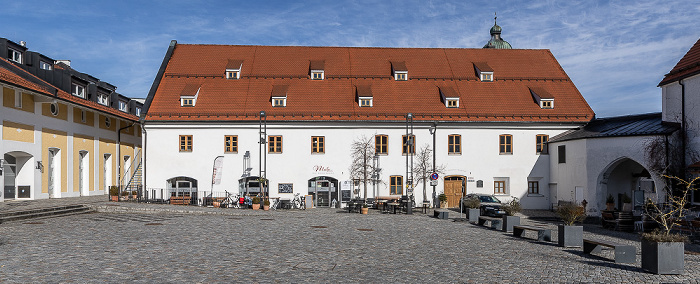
<box><xmin>478</xmin><ymin>216</ymin><xmax>502</xmax><ymax>230</ymax></box>
<box><xmin>169</xmin><ymin>196</ymin><xmax>191</xmax><ymax>205</ymax></box>
<box><xmin>512</xmin><ymin>225</ymin><xmax>551</xmax><ymax>242</ymax></box>
<box><xmin>434</xmin><ymin>209</ymin><xmax>450</xmax><ymax>219</ymax></box>
<box><xmin>583</xmin><ymin>238</ymin><xmax>635</xmax><ymax>263</ymax></box>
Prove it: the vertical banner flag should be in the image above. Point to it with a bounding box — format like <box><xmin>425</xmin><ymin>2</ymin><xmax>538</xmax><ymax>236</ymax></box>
<box><xmin>212</xmin><ymin>156</ymin><xmax>224</xmax><ymax>185</ymax></box>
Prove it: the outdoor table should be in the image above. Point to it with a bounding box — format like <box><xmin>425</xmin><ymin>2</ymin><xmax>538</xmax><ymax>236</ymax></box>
<box><xmin>387</xmin><ymin>202</ymin><xmax>400</xmax><ymax>214</ymax></box>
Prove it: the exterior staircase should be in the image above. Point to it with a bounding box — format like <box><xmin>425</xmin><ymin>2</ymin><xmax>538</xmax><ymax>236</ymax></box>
<box><xmin>0</xmin><ymin>205</ymin><xmax>92</xmax><ymax>224</ymax></box>
<box><xmin>120</xmin><ymin>149</ymin><xmax>143</xmax><ymax>198</ymax></box>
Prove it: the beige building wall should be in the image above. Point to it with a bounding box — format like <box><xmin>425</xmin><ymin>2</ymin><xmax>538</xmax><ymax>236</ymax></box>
<box><xmin>99</xmin><ymin>138</ymin><xmax>117</xmax><ymax>192</ymax></box>
<box><xmin>41</xmin><ymin>102</ymin><xmax>69</xmax><ymax>121</ymax></box>
<box><xmin>119</xmin><ymin>142</ymin><xmax>136</xmax><ymax>185</ymax></box>
<box><xmin>3</xmin><ymin>120</ymin><xmax>35</xmax><ymax>143</ymax></box>
<box><xmin>72</xmin><ymin>108</ymin><xmax>95</xmax><ymax>127</ymax></box>
<box><xmin>73</xmin><ymin>134</ymin><xmax>95</xmax><ymax>193</ymax></box>
<box><xmin>3</xmin><ymin>87</ymin><xmax>36</xmax><ymax>113</ymax></box>
<box><xmin>99</xmin><ymin>114</ymin><xmax>117</xmax><ymax>131</ymax></box>
<box><xmin>41</xmin><ymin>128</ymin><xmax>68</xmax><ymax>194</ymax></box>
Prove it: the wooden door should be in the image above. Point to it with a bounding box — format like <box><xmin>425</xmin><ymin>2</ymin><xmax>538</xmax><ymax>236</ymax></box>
<box><xmin>444</xmin><ymin>179</ymin><xmax>464</xmax><ymax>208</ymax></box>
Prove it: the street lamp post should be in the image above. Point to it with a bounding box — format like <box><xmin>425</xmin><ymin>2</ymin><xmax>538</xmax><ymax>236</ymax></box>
<box><xmin>405</xmin><ymin>113</ymin><xmax>414</xmax><ymax>214</ymax></box>
<box><xmin>429</xmin><ymin>123</ymin><xmax>436</xmax><ymax>207</ymax></box>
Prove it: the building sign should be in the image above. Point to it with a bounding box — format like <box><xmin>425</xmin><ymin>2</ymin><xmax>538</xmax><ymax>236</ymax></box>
<box><xmin>278</xmin><ymin>183</ymin><xmax>293</xmax><ymax>193</ymax></box>
<box><xmin>212</xmin><ymin>156</ymin><xmax>224</xmax><ymax>185</ymax></box>
<box><xmin>312</xmin><ymin>165</ymin><xmax>334</xmax><ymax>175</ymax></box>
<box><xmin>467</xmin><ymin>177</ymin><xmax>475</xmax><ymax>182</ymax></box>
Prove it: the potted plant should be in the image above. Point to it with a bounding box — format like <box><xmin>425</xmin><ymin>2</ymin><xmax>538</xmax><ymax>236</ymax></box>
<box><xmin>501</xmin><ymin>197</ymin><xmax>521</xmax><ymax>232</ymax></box>
<box><xmin>605</xmin><ymin>194</ymin><xmax>615</xmax><ymax>211</ymax></box>
<box><xmin>109</xmin><ymin>186</ymin><xmax>119</xmax><ymax>202</ymax></box>
<box><xmin>251</xmin><ymin>196</ymin><xmax>261</xmax><ymax>210</ymax></box>
<box><xmin>438</xmin><ymin>194</ymin><xmax>448</xmax><ymax>208</ymax></box>
<box><xmin>463</xmin><ymin>196</ymin><xmax>481</xmax><ymax>223</ymax></box>
<box><xmin>641</xmin><ymin>175</ymin><xmax>696</xmax><ymax>275</ymax></box>
<box><xmin>621</xmin><ymin>193</ymin><xmax>633</xmax><ymax>211</ymax></box>
<box><xmin>361</xmin><ymin>203</ymin><xmax>369</xmax><ymax>215</ymax></box>
<box><xmin>263</xmin><ymin>198</ymin><xmax>270</xmax><ymax>211</ymax></box>
<box><xmin>120</xmin><ymin>190</ymin><xmax>130</xmax><ymax>201</ymax></box>
<box><xmin>556</xmin><ymin>202</ymin><xmax>586</xmax><ymax>247</ymax></box>
<box><xmin>131</xmin><ymin>190</ymin><xmax>138</xmax><ymax>199</ymax></box>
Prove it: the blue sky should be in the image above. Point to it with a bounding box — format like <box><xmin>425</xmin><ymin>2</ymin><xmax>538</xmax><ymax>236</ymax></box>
<box><xmin>2</xmin><ymin>0</ymin><xmax>698</xmax><ymax>117</ymax></box>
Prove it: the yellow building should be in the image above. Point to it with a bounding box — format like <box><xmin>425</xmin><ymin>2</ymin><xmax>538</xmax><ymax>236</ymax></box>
<box><xmin>0</xmin><ymin>38</ymin><xmax>142</xmax><ymax>201</ymax></box>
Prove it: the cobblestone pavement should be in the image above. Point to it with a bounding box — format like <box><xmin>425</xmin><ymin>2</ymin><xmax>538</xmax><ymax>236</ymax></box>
<box><xmin>0</xmin><ymin>197</ymin><xmax>699</xmax><ymax>283</ymax></box>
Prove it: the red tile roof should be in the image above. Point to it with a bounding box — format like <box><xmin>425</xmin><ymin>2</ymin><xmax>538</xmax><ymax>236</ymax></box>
<box><xmin>659</xmin><ymin>38</ymin><xmax>700</xmax><ymax>86</ymax></box>
<box><xmin>0</xmin><ymin>58</ymin><xmax>139</xmax><ymax>122</ymax></box>
<box><xmin>146</xmin><ymin>44</ymin><xmax>594</xmax><ymax>122</ymax></box>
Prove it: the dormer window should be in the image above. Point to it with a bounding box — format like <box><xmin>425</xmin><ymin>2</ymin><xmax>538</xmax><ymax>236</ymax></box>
<box><xmin>181</xmin><ymin>97</ymin><xmax>195</xmax><ymax>107</ymax></box>
<box><xmin>391</xmin><ymin>61</ymin><xmax>408</xmax><ymax>81</ymax></box>
<box><xmin>271</xmin><ymin>85</ymin><xmax>288</xmax><ymax>107</ymax></box>
<box><xmin>439</xmin><ymin>86</ymin><xmax>460</xmax><ymax>108</ymax></box>
<box><xmin>309</xmin><ymin>60</ymin><xmax>325</xmax><ymax>80</ymax></box>
<box><xmin>179</xmin><ymin>84</ymin><xmax>201</xmax><ymax>107</ymax></box>
<box><xmin>97</xmin><ymin>93</ymin><xmax>109</xmax><ymax>106</ymax></box>
<box><xmin>356</xmin><ymin>85</ymin><xmax>373</xmax><ymax>107</ymax></box>
<box><xmin>473</xmin><ymin>62</ymin><xmax>494</xmax><ymax>82</ymax></box>
<box><xmin>540</xmin><ymin>99</ymin><xmax>553</xmax><ymax>109</ymax></box>
<box><xmin>529</xmin><ymin>87</ymin><xmax>555</xmax><ymax>109</ymax></box>
<box><xmin>71</xmin><ymin>83</ymin><xmax>86</xmax><ymax>98</ymax></box>
<box><xmin>40</xmin><ymin>61</ymin><xmax>52</xmax><ymax>70</ymax></box>
<box><xmin>118</xmin><ymin>100</ymin><xmax>128</xmax><ymax>112</ymax></box>
<box><xmin>135</xmin><ymin>107</ymin><xmax>141</xmax><ymax>117</ymax></box>
<box><xmin>8</xmin><ymin>48</ymin><xmax>22</xmax><ymax>63</ymax></box>
<box><xmin>225</xmin><ymin>59</ymin><xmax>243</xmax><ymax>80</ymax></box>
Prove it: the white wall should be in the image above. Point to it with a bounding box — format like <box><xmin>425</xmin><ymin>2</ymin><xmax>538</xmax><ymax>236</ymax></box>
<box><xmin>144</xmin><ymin>121</ymin><xmax>575</xmax><ymax>209</ymax></box>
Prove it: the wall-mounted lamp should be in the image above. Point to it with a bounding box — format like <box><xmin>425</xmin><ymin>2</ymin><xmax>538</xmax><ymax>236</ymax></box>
<box><xmin>36</xmin><ymin>161</ymin><xmax>44</xmax><ymax>173</ymax></box>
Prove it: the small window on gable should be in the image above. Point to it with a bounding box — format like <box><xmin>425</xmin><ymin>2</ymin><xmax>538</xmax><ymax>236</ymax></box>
<box><xmin>180</xmin><ymin>84</ymin><xmax>200</xmax><ymax>107</ymax></box>
<box><xmin>40</xmin><ymin>61</ymin><xmax>52</xmax><ymax>70</ymax></box>
<box><xmin>473</xmin><ymin>62</ymin><xmax>494</xmax><ymax>82</ymax></box>
<box><xmin>309</xmin><ymin>60</ymin><xmax>325</xmax><ymax>80</ymax></box>
<box><xmin>14</xmin><ymin>89</ymin><xmax>22</xmax><ymax>108</ymax></box>
<box><xmin>271</xmin><ymin>85</ymin><xmax>288</xmax><ymax>107</ymax></box>
<box><xmin>71</xmin><ymin>82</ymin><xmax>86</xmax><ymax>98</ymax></box>
<box><xmin>225</xmin><ymin>59</ymin><xmax>243</xmax><ymax>80</ymax></box>
<box><xmin>81</xmin><ymin>110</ymin><xmax>87</xmax><ymax>123</ymax></box>
<box><xmin>356</xmin><ymin>85</ymin><xmax>373</xmax><ymax>107</ymax></box>
<box><xmin>391</xmin><ymin>61</ymin><xmax>408</xmax><ymax>81</ymax></box>
<box><xmin>529</xmin><ymin>87</ymin><xmax>555</xmax><ymax>109</ymax></box>
<box><xmin>447</xmin><ymin>99</ymin><xmax>459</xmax><ymax>108</ymax></box>
<box><xmin>8</xmin><ymin>48</ymin><xmax>22</xmax><ymax>63</ymax></box>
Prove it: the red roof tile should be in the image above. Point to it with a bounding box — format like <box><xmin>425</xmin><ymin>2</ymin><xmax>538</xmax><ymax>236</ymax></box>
<box><xmin>659</xmin><ymin>38</ymin><xmax>700</xmax><ymax>86</ymax></box>
<box><xmin>146</xmin><ymin>44</ymin><xmax>594</xmax><ymax>123</ymax></box>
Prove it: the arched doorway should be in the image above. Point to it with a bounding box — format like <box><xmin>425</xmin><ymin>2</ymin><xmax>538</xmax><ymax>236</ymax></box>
<box><xmin>444</xmin><ymin>175</ymin><xmax>466</xmax><ymax>208</ymax></box>
<box><xmin>166</xmin><ymin>176</ymin><xmax>198</xmax><ymax>205</ymax></box>
<box><xmin>79</xmin><ymin>150</ymin><xmax>89</xmax><ymax>196</ymax></box>
<box><xmin>238</xmin><ymin>176</ymin><xmax>267</xmax><ymax>196</ymax></box>
<box><xmin>3</xmin><ymin>152</ymin><xmax>35</xmax><ymax>199</ymax></box>
<box><xmin>308</xmin><ymin>176</ymin><xmax>339</xmax><ymax>207</ymax></box>
<box><xmin>48</xmin><ymin>148</ymin><xmax>60</xmax><ymax>198</ymax></box>
<box><xmin>597</xmin><ymin>158</ymin><xmax>655</xmax><ymax>212</ymax></box>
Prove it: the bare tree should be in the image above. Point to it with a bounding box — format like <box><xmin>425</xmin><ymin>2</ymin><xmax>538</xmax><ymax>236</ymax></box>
<box><xmin>349</xmin><ymin>135</ymin><xmax>375</xmax><ymax>201</ymax></box>
<box><xmin>413</xmin><ymin>144</ymin><xmax>445</xmax><ymax>203</ymax></box>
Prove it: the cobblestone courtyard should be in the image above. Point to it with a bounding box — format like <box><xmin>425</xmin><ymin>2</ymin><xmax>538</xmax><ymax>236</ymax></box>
<box><xmin>1</xmin><ymin>200</ymin><xmax>699</xmax><ymax>283</ymax></box>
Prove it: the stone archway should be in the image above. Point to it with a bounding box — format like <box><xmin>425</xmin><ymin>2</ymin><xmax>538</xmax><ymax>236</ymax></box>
<box><xmin>3</xmin><ymin>151</ymin><xmax>35</xmax><ymax>199</ymax></box>
<box><xmin>596</xmin><ymin>157</ymin><xmax>657</xmax><ymax>212</ymax></box>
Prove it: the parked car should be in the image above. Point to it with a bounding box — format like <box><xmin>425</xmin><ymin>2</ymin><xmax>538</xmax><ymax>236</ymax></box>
<box><xmin>461</xmin><ymin>193</ymin><xmax>506</xmax><ymax>217</ymax></box>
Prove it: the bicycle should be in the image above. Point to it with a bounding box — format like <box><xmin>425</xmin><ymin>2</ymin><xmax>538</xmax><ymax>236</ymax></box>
<box><xmin>270</xmin><ymin>198</ymin><xmax>280</xmax><ymax>210</ymax></box>
<box><xmin>220</xmin><ymin>191</ymin><xmax>240</xmax><ymax>208</ymax></box>
<box><xmin>291</xmin><ymin>193</ymin><xmax>306</xmax><ymax>210</ymax></box>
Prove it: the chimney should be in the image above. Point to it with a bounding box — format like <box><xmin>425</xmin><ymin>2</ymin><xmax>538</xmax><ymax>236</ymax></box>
<box><xmin>19</xmin><ymin>41</ymin><xmax>26</xmax><ymax>47</ymax></box>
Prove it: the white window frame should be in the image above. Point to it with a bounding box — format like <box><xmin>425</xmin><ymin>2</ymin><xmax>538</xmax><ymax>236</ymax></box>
<box><xmin>446</xmin><ymin>98</ymin><xmax>459</xmax><ymax>108</ymax></box>
<box><xmin>480</xmin><ymin>72</ymin><xmax>493</xmax><ymax>82</ymax></box>
<box><xmin>40</xmin><ymin>61</ymin><xmax>52</xmax><ymax>70</ymax></box>
<box><xmin>8</xmin><ymin>48</ymin><xmax>22</xmax><ymax>63</ymax></box>
<box><xmin>14</xmin><ymin>89</ymin><xmax>22</xmax><ymax>108</ymax></box>
<box><xmin>540</xmin><ymin>99</ymin><xmax>554</xmax><ymax>109</ymax></box>
<box><xmin>359</xmin><ymin>97</ymin><xmax>373</xmax><ymax>107</ymax></box>
<box><xmin>272</xmin><ymin>97</ymin><xmax>287</xmax><ymax>107</ymax></box>
<box><xmin>118</xmin><ymin>100</ymin><xmax>128</xmax><ymax>112</ymax></box>
<box><xmin>97</xmin><ymin>93</ymin><xmax>109</xmax><ymax>106</ymax></box>
<box><xmin>71</xmin><ymin>83</ymin><xmax>86</xmax><ymax>98</ymax></box>
<box><xmin>225</xmin><ymin>69</ymin><xmax>240</xmax><ymax>80</ymax></box>
<box><xmin>135</xmin><ymin>107</ymin><xmax>141</xmax><ymax>117</ymax></box>
<box><xmin>181</xmin><ymin>96</ymin><xmax>195</xmax><ymax>107</ymax></box>
<box><xmin>311</xmin><ymin>70</ymin><xmax>324</xmax><ymax>80</ymax></box>
<box><xmin>394</xmin><ymin>71</ymin><xmax>408</xmax><ymax>81</ymax></box>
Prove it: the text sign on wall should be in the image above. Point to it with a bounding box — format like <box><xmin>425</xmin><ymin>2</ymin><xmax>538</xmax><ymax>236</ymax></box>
<box><xmin>278</xmin><ymin>183</ymin><xmax>293</xmax><ymax>194</ymax></box>
<box><xmin>312</xmin><ymin>165</ymin><xmax>334</xmax><ymax>175</ymax></box>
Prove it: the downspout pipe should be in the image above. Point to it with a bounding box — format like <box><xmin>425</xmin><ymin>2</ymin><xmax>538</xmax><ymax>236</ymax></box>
<box><xmin>680</xmin><ymin>79</ymin><xmax>686</xmax><ymax>182</ymax></box>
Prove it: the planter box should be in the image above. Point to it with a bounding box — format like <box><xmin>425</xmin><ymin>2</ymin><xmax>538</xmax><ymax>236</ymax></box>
<box><xmin>558</xmin><ymin>225</ymin><xmax>583</xmax><ymax>248</ymax></box>
<box><xmin>467</xmin><ymin>209</ymin><xmax>480</xmax><ymax>223</ymax></box>
<box><xmin>502</xmin><ymin>216</ymin><xmax>520</xmax><ymax>232</ymax></box>
<box><xmin>641</xmin><ymin>240</ymin><xmax>684</xmax><ymax>275</ymax></box>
